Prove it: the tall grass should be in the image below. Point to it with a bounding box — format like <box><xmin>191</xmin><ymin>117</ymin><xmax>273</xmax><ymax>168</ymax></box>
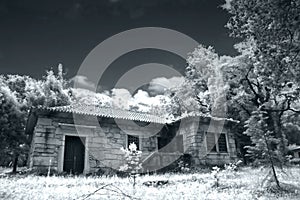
<box><xmin>0</xmin><ymin>167</ymin><xmax>299</xmax><ymax>200</ymax></box>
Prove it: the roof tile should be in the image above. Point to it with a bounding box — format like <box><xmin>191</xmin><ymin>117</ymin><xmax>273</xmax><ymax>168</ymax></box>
<box><xmin>45</xmin><ymin>104</ymin><xmax>167</xmax><ymax>124</ymax></box>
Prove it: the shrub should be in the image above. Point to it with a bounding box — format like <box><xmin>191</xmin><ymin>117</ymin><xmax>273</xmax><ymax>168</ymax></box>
<box><xmin>119</xmin><ymin>143</ymin><xmax>142</xmax><ymax>187</ymax></box>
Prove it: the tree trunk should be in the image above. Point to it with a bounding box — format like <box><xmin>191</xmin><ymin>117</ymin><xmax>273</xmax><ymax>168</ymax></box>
<box><xmin>264</xmin><ymin>133</ymin><xmax>280</xmax><ymax>188</ymax></box>
<box><xmin>270</xmin><ymin>160</ymin><xmax>280</xmax><ymax>188</ymax></box>
<box><xmin>12</xmin><ymin>153</ymin><xmax>19</xmax><ymax>173</ymax></box>
<box><xmin>272</xmin><ymin>113</ymin><xmax>287</xmax><ymax>156</ymax></box>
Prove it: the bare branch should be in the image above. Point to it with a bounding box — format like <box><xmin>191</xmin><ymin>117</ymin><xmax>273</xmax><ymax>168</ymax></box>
<box><xmin>235</xmin><ymin>99</ymin><xmax>251</xmax><ymax>116</ymax></box>
<box><xmin>81</xmin><ymin>183</ymin><xmax>112</xmax><ymax>200</ymax></box>
<box><xmin>244</xmin><ymin>65</ymin><xmax>262</xmax><ymax>107</ymax></box>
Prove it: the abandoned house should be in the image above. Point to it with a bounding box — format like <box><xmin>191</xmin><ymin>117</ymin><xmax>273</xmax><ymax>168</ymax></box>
<box><xmin>26</xmin><ymin>104</ymin><xmax>238</xmax><ymax>174</ymax></box>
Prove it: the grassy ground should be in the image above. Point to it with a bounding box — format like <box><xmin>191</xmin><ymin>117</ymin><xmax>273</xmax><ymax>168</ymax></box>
<box><xmin>0</xmin><ymin>166</ymin><xmax>299</xmax><ymax>200</ymax></box>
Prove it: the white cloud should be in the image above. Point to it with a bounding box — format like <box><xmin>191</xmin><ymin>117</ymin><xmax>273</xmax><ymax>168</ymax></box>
<box><xmin>70</xmin><ymin>75</ymin><xmax>96</xmax><ymax>90</ymax></box>
<box><xmin>109</xmin><ymin>88</ymin><xmax>172</xmax><ymax>113</ymax></box>
<box><xmin>148</xmin><ymin>76</ymin><xmax>184</xmax><ymax>95</ymax></box>
<box><xmin>70</xmin><ymin>83</ymin><xmax>173</xmax><ymax>115</ymax></box>
<box><xmin>70</xmin><ymin>88</ymin><xmax>112</xmax><ymax>107</ymax></box>
<box><xmin>111</xmin><ymin>88</ymin><xmax>132</xmax><ymax>109</ymax></box>
<box><xmin>130</xmin><ymin>90</ymin><xmax>172</xmax><ymax>113</ymax></box>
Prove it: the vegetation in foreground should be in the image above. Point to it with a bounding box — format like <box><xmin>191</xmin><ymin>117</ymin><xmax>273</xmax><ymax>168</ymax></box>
<box><xmin>0</xmin><ymin>166</ymin><xmax>299</xmax><ymax>200</ymax></box>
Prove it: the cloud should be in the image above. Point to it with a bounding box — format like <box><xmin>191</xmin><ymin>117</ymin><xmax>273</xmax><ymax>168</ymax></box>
<box><xmin>130</xmin><ymin>90</ymin><xmax>172</xmax><ymax>113</ymax></box>
<box><xmin>111</xmin><ymin>88</ymin><xmax>132</xmax><ymax>109</ymax></box>
<box><xmin>70</xmin><ymin>75</ymin><xmax>96</xmax><ymax>91</ymax></box>
<box><xmin>148</xmin><ymin>76</ymin><xmax>184</xmax><ymax>95</ymax></box>
<box><xmin>109</xmin><ymin>88</ymin><xmax>172</xmax><ymax>113</ymax></box>
<box><xmin>70</xmin><ymin>88</ymin><xmax>112</xmax><ymax>106</ymax></box>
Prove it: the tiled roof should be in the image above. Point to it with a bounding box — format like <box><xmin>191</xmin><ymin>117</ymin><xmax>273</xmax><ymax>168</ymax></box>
<box><xmin>177</xmin><ymin>112</ymin><xmax>240</xmax><ymax>123</ymax></box>
<box><xmin>42</xmin><ymin>104</ymin><xmax>239</xmax><ymax>124</ymax></box>
<box><xmin>44</xmin><ymin>104</ymin><xmax>167</xmax><ymax>124</ymax></box>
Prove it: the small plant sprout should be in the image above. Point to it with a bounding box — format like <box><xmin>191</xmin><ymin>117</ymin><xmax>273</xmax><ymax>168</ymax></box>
<box><xmin>178</xmin><ymin>160</ymin><xmax>190</xmax><ymax>173</ymax></box>
<box><xmin>120</xmin><ymin>142</ymin><xmax>143</xmax><ymax>187</ymax></box>
<box><xmin>211</xmin><ymin>166</ymin><xmax>220</xmax><ymax>187</ymax></box>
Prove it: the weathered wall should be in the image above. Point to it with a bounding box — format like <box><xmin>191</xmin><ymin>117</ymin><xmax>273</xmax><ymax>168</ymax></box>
<box><xmin>28</xmin><ymin>116</ymin><xmax>58</xmax><ymax>171</ymax></box>
<box><xmin>29</xmin><ymin>111</ymin><xmax>159</xmax><ymax>174</ymax></box>
<box><xmin>28</xmin><ymin>111</ymin><xmax>239</xmax><ymax>174</ymax></box>
<box><xmin>177</xmin><ymin>117</ymin><xmax>238</xmax><ymax>166</ymax></box>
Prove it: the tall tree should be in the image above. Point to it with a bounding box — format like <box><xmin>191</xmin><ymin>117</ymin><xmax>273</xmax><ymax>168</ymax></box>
<box><xmin>0</xmin><ymin>66</ymin><xmax>71</xmax><ymax>172</ymax></box>
<box><xmin>172</xmin><ymin>45</ymin><xmax>228</xmax><ymax>117</ymax></box>
<box><xmin>0</xmin><ymin>76</ymin><xmax>28</xmax><ymax>171</ymax></box>
<box><xmin>223</xmin><ymin>0</ymin><xmax>300</xmax><ymax>187</ymax></box>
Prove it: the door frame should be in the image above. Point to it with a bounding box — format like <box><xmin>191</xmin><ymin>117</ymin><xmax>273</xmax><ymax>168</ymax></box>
<box><xmin>62</xmin><ymin>135</ymin><xmax>87</xmax><ymax>174</ymax></box>
<box><xmin>57</xmin><ymin>126</ymin><xmax>90</xmax><ymax>174</ymax></box>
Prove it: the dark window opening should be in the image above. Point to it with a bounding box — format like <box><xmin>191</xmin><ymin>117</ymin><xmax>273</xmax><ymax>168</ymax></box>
<box><xmin>157</xmin><ymin>135</ymin><xmax>183</xmax><ymax>153</ymax></box>
<box><xmin>206</xmin><ymin>132</ymin><xmax>228</xmax><ymax>153</ymax></box>
<box><xmin>218</xmin><ymin>133</ymin><xmax>228</xmax><ymax>153</ymax></box>
<box><xmin>127</xmin><ymin>135</ymin><xmax>140</xmax><ymax>150</ymax></box>
<box><xmin>158</xmin><ymin>137</ymin><xmax>168</xmax><ymax>150</ymax></box>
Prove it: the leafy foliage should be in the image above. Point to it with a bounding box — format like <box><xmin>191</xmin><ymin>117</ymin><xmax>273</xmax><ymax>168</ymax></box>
<box><xmin>120</xmin><ymin>143</ymin><xmax>143</xmax><ymax>187</ymax></box>
<box><xmin>244</xmin><ymin>110</ymin><xmax>282</xmax><ymax>165</ymax></box>
<box><xmin>221</xmin><ymin>0</ymin><xmax>300</xmax><ymax>187</ymax></box>
<box><xmin>223</xmin><ymin>0</ymin><xmax>300</xmax><ymax>156</ymax></box>
<box><xmin>172</xmin><ymin>45</ymin><xmax>229</xmax><ymax>117</ymax></box>
<box><xmin>0</xmin><ymin>66</ymin><xmax>71</xmax><ymax>170</ymax></box>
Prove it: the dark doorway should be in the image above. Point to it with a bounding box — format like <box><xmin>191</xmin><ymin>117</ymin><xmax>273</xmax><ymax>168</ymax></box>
<box><xmin>158</xmin><ymin>135</ymin><xmax>183</xmax><ymax>153</ymax></box>
<box><xmin>158</xmin><ymin>137</ymin><xmax>169</xmax><ymax>150</ymax></box>
<box><xmin>63</xmin><ymin>136</ymin><xmax>85</xmax><ymax>174</ymax></box>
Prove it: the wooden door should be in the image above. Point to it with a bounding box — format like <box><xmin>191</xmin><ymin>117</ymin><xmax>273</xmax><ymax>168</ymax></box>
<box><xmin>63</xmin><ymin>136</ymin><xmax>85</xmax><ymax>174</ymax></box>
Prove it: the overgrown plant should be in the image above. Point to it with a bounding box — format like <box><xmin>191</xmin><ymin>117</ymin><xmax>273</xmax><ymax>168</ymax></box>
<box><xmin>178</xmin><ymin>160</ymin><xmax>190</xmax><ymax>173</ymax></box>
<box><xmin>0</xmin><ymin>65</ymin><xmax>71</xmax><ymax>173</ymax></box>
<box><xmin>120</xmin><ymin>143</ymin><xmax>143</xmax><ymax>187</ymax></box>
<box><xmin>245</xmin><ymin>110</ymin><xmax>282</xmax><ymax>188</ymax></box>
<box><xmin>221</xmin><ymin>0</ymin><xmax>300</xmax><ymax>189</ymax></box>
<box><xmin>211</xmin><ymin>166</ymin><xmax>220</xmax><ymax>187</ymax></box>
<box><xmin>211</xmin><ymin>161</ymin><xmax>243</xmax><ymax>188</ymax></box>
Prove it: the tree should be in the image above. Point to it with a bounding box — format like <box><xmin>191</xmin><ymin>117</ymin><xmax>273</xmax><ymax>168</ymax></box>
<box><xmin>172</xmin><ymin>45</ymin><xmax>228</xmax><ymax>117</ymax></box>
<box><xmin>0</xmin><ymin>65</ymin><xmax>71</xmax><ymax>172</ymax></box>
<box><xmin>26</xmin><ymin>64</ymin><xmax>71</xmax><ymax>108</ymax></box>
<box><xmin>0</xmin><ymin>76</ymin><xmax>28</xmax><ymax>171</ymax></box>
<box><xmin>223</xmin><ymin>0</ymin><xmax>300</xmax><ymax>188</ymax></box>
<box><xmin>244</xmin><ymin>109</ymin><xmax>281</xmax><ymax>186</ymax></box>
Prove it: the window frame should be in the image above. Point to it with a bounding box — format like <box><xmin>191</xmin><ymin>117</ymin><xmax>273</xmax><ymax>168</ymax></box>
<box><xmin>205</xmin><ymin>132</ymin><xmax>229</xmax><ymax>154</ymax></box>
<box><xmin>126</xmin><ymin>134</ymin><xmax>141</xmax><ymax>150</ymax></box>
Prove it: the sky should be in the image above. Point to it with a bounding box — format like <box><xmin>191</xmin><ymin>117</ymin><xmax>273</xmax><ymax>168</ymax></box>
<box><xmin>0</xmin><ymin>0</ymin><xmax>238</xmax><ymax>91</ymax></box>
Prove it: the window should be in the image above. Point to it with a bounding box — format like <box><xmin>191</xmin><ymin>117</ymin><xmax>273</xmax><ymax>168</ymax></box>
<box><xmin>206</xmin><ymin>132</ymin><xmax>228</xmax><ymax>153</ymax></box>
<box><xmin>127</xmin><ymin>135</ymin><xmax>140</xmax><ymax>150</ymax></box>
<box><xmin>218</xmin><ymin>134</ymin><xmax>228</xmax><ymax>153</ymax></box>
<box><xmin>206</xmin><ymin>132</ymin><xmax>217</xmax><ymax>152</ymax></box>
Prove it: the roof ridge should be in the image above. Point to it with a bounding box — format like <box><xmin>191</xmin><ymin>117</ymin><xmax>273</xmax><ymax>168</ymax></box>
<box><xmin>42</xmin><ymin>103</ymin><xmax>239</xmax><ymax>124</ymax></box>
<box><xmin>54</xmin><ymin>103</ymin><xmax>163</xmax><ymax>117</ymax></box>
<box><xmin>44</xmin><ymin>103</ymin><xmax>167</xmax><ymax>124</ymax></box>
